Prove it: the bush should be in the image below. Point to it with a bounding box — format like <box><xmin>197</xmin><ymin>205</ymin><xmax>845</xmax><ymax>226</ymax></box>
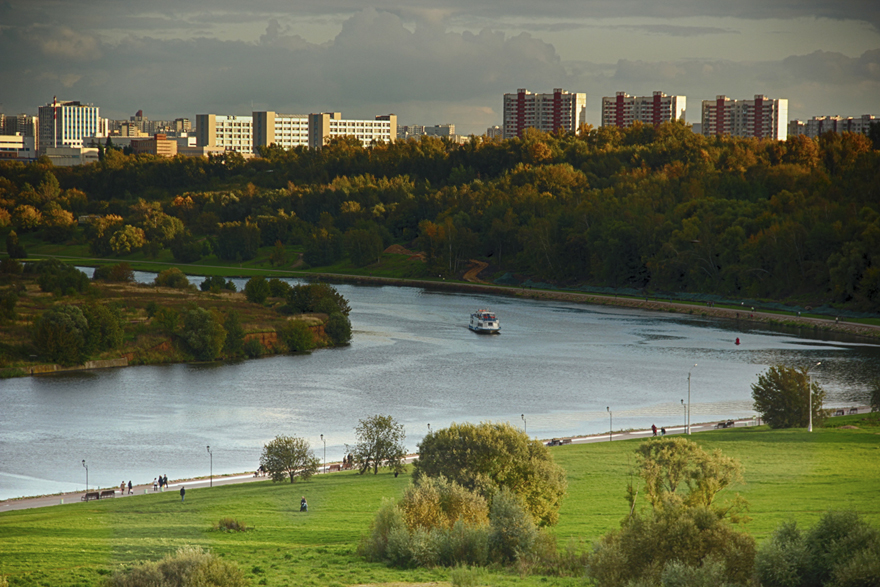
<box><xmin>244</xmin><ymin>276</ymin><xmax>270</xmax><ymax>304</ymax></box>
<box><xmin>325</xmin><ymin>312</ymin><xmax>352</xmax><ymax>345</ymax></box>
<box><xmin>155</xmin><ymin>267</ymin><xmax>191</xmax><ymax>289</ymax></box>
<box><xmin>243</xmin><ymin>338</ymin><xmax>264</xmax><ymax>358</ymax></box>
<box><xmin>213</xmin><ymin>518</ymin><xmax>249</xmax><ymax>532</ymax></box>
<box><xmin>200</xmin><ymin>275</ymin><xmax>236</xmax><ymax>293</ymax></box>
<box><xmin>487</xmin><ymin>487</ymin><xmax>538</xmax><ymax>564</ymax></box>
<box><xmin>106</xmin><ymin>545</ymin><xmax>247</xmax><ymax>587</ymax></box>
<box><xmin>32</xmin><ymin>259</ymin><xmax>90</xmax><ymax>296</ymax></box>
<box><xmin>268</xmin><ymin>278</ymin><xmax>292</xmax><ymax>298</ymax></box>
<box><xmin>180</xmin><ymin>307</ymin><xmax>226</xmax><ymax>361</ymax></box>
<box><xmin>32</xmin><ymin>304</ymin><xmax>89</xmax><ymax>365</ymax></box>
<box><xmin>400</xmin><ymin>477</ymin><xmax>489</xmax><ymax>531</ymax></box>
<box><xmin>93</xmin><ymin>262</ymin><xmax>135</xmax><ymax>283</ymax></box>
<box><xmin>278</xmin><ymin>320</ymin><xmax>314</xmax><ymax>353</ymax></box>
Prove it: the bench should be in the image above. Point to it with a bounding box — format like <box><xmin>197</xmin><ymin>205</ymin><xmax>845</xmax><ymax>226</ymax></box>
<box><xmin>82</xmin><ymin>492</ymin><xmax>100</xmax><ymax>501</ymax></box>
<box><xmin>849</xmin><ymin>407</ymin><xmax>859</xmax><ymax>415</ymax></box>
<box><xmin>547</xmin><ymin>438</ymin><xmax>572</xmax><ymax>446</ymax></box>
<box><xmin>100</xmin><ymin>490</ymin><xmax>116</xmax><ymax>499</ymax></box>
<box><xmin>328</xmin><ymin>464</ymin><xmax>341</xmax><ymax>472</ymax></box>
<box><xmin>714</xmin><ymin>420</ymin><xmax>736</xmax><ymax>429</ymax></box>
<box><xmin>834</xmin><ymin>409</ymin><xmax>845</xmax><ymax>416</ymax></box>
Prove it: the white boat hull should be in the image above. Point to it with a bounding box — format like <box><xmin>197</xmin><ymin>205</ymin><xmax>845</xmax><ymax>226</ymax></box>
<box><xmin>469</xmin><ymin>309</ymin><xmax>500</xmax><ymax>334</ymax></box>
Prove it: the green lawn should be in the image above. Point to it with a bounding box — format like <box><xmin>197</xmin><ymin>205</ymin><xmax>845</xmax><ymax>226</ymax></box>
<box><xmin>2</xmin><ymin>421</ymin><xmax>879</xmax><ymax>587</ymax></box>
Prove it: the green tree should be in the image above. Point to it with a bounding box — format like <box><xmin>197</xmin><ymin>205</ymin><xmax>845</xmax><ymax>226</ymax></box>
<box><xmin>155</xmin><ymin>267</ymin><xmax>191</xmax><ymax>289</ymax></box>
<box><xmin>344</xmin><ymin>228</ymin><xmax>384</xmax><ymax>267</ymax></box>
<box><xmin>92</xmin><ymin>262</ymin><xmax>135</xmax><ymax>283</ymax></box>
<box><xmin>349</xmin><ymin>414</ymin><xmax>407</xmax><ymax>475</ymax></box>
<box><xmin>215</xmin><ymin>221</ymin><xmax>261</xmax><ymax>261</ymax></box>
<box><xmin>109</xmin><ymin>225</ymin><xmax>146</xmax><ymax>255</ymax></box>
<box><xmin>632</xmin><ymin>437</ymin><xmax>744</xmax><ymax>512</ymax></box>
<box><xmin>324</xmin><ymin>312</ymin><xmax>352</xmax><ymax>345</ymax></box>
<box><xmin>259</xmin><ymin>435</ymin><xmax>319</xmax><ymax>484</ymax></box>
<box><xmin>32</xmin><ymin>304</ymin><xmax>89</xmax><ymax>366</ymax></box>
<box><xmin>0</xmin><ymin>290</ymin><xmax>18</xmax><ymax>321</ymax></box>
<box><xmin>180</xmin><ymin>307</ymin><xmax>226</xmax><ymax>361</ymax></box>
<box><xmin>413</xmin><ymin>421</ymin><xmax>567</xmax><ymax>526</ymax></box>
<box><xmin>278</xmin><ymin>320</ymin><xmax>315</xmax><ymax>353</ymax></box>
<box><xmin>270</xmin><ymin>240</ymin><xmax>287</xmax><ymax>266</ymax></box>
<box><xmin>244</xmin><ymin>276</ymin><xmax>270</xmax><ymax>304</ymax></box>
<box><xmin>751</xmin><ymin>365</ymin><xmax>827</xmax><ymax>429</ymax></box>
<box><xmin>82</xmin><ymin>303</ymin><xmax>124</xmax><ymax>354</ymax></box>
<box><xmin>223</xmin><ymin>311</ymin><xmax>245</xmax><ymax>355</ymax></box>
<box><xmin>33</xmin><ymin>259</ymin><xmax>90</xmax><ymax>296</ymax></box>
<box><xmin>200</xmin><ymin>275</ymin><xmax>236</xmax><ymax>293</ymax></box>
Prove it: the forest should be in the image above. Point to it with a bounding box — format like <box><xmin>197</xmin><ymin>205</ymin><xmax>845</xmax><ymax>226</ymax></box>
<box><xmin>1</xmin><ymin>121</ymin><xmax>878</xmax><ymax>312</ymax></box>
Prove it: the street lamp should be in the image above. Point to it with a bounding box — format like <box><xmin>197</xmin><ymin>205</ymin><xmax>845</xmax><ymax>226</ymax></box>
<box><xmin>521</xmin><ymin>414</ymin><xmax>526</xmax><ymax>435</ymax></box>
<box><xmin>807</xmin><ymin>361</ymin><xmax>821</xmax><ymax>432</ymax></box>
<box><xmin>427</xmin><ymin>423</ymin><xmax>431</xmax><ymax>434</ymax></box>
<box><xmin>607</xmin><ymin>407</ymin><xmax>612</xmax><ymax>442</ymax></box>
<box><xmin>82</xmin><ymin>459</ymin><xmax>88</xmax><ymax>491</ymax></box>
<box><xmin>320</xmin><ymin>434</ymin><xmax>326</xmax><ymax>474</ymax></box>
<box><xmin>206</xmin><ymin>445</ymin><xmax>212</xmax><ymax>488</ymax></box>
<box><xmin>687</xmin><ymin>363</ymin><xmax>697</xmax><ymax>435</ymax></box>
<box><xmin>681</xmin><ymin>399</ymin><xmax>686</xmax><ymax>432</ymax></box>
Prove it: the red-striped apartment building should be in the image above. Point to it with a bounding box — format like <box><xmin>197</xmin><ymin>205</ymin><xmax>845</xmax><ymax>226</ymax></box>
<box><xmin>502</xmin><ymin>88</ymin><xmax>587</xmax><ymax>139</ymax></box>
<box><xmin>601</xmin><ymin>91</ymin><xmax>686</xmax><ymax>128</ymax></box>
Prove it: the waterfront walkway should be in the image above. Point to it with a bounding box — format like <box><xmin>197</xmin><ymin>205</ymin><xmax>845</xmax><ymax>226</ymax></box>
<box><xmin>1</xmin><ymin>410</ymin><xmax>869</xmax><ymax>514</ymax></box>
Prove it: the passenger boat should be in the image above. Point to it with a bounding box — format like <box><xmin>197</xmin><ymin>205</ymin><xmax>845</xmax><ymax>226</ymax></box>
<box><xmin>469</xmin><ymin>309</ymin><xmax>500</xmax><ymax>334</ymax></box>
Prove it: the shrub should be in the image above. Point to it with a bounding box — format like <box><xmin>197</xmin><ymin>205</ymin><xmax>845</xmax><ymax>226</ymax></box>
<box><xmin>450</xmin><ymin>565</ymin><xmax>487</xmax><ymax>587</ymax></box>
<box><xmin>325</xmin><ymin>312</ymin><xmax>352</xmax><ymax>345</ymax></box>
<box><xmin>180</xmin><ymin>307</ymin><xmax>226</xmax><ymax>361</ymax></box>
<box><xmin>243</xmin><ymin>338</ymin><xmax>264</xmax><ymax>358</ymax></box>
<box><xmin>93</xmin><ymin>262</ymin><xmax>135</xmax><ymax>283</ymax></box>
<box><xmin>200</xmin><ymin>275</ymin><xmax>236</xmax><ymax>293</ymax></box>
<box><xmin>32</xmin><ymin>304</ymin><xmax>89</xmax><ymax>365</ymax></box>
<box><xmin>400</xmin><ymin>477</ymin><xmax>489</xmax><ymax>531</ymax></box>
<box><xmin>278</xmin><ymin>320</ymin><xmax>314</xmax><ymax>353</ymax></box>
<box><xmin>487</xmin><ymin>487</ymin><xmax>538</xmax><ymax>564</ymax></box>
<box><xmin>32</xmin><ymin>259</ymin><xmax>90</xmax><ymax>296</ymax></box>
<box><xmin>106</xmin><ymin>545</ymin><xmax>247</xmax><ymax>587</ymax></box>
<box><xmin>155</xmin><ymin>267</ymin><xmax>191</xmax><ymax>289</ymax></box>
<box><xmin>213</xmin><ymin>518</ymin><xmax>249</xmax><ymax>532</ymax></box>
<box><xmin>268</xmin><ymin>278</ymin><xmax>291</xmax><ymax>298</ymax></box>
<box><xmin>244</xmin><ymin>276</ymin><xmax>270</xmax><ymax>304</ymax></box>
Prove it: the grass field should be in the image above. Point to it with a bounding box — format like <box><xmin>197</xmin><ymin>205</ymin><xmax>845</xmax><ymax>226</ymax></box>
<box><xmin>2</xmin><ymin>417</ymin><xmax>879</xmax><ymax>587</ymax></box>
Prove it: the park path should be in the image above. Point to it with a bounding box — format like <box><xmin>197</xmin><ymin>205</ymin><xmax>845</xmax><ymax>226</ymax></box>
<box><xmin>462</xmin><ymin>260</ymin><xmax>489</xmax><ymax>284</ymax></box>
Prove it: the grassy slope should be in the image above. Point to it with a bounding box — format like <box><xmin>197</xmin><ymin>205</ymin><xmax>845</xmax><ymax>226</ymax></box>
<box><xmin>2</xmin><ymin>419</ymin><xmax>879</xmax><ymax>587</ymax></box>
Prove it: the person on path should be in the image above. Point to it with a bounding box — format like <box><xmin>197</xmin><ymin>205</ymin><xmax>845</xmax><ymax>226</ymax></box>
<box><xmin>651</xmin><ymin>424</ymin><xmax>657</xmax><ymax>437</ymax></box>
<box><xmin>120</xmin><ymin>481</ymin><xmax>125</xmax><ymax>495</ymax></box>
<box><xmin>163</xmin><ymin>474</ymin><xmax>168</xmax><ymax>488</ymax></box>
<box><xmin>661</xmin><ymin>427</ymin><xmax>666</xmax><ymax>436</ymax></box>
<box><xmin>180</xmin><ymin>486</ymin><xmax>185</xmax><ymax>503</ymax></box>
<box><xmin>300</xmin><ymin>496</ymin><xmax>308</xmax><ymax>512</ymax></box>
<box><xmin>128</xmin><ymin>480</ymin><xmax>133</xmax><ymax>494</ymax></box>
<box><xmin>153</xmin><ymin>478</ymin><xmax>158</xmax><ymax>491</ymax></box>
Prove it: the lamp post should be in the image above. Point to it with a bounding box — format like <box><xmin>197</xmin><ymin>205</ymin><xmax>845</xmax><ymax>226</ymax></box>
<box><xmin>681</xmin><ymin>399</ymin><xmax>686</xmax><ymax>432</ymax></box>
<box><xmin>807</xmin><ymin>361</ymin><xmax>821</xmax><ymax>432</ymax></box>
<box><xmin>206</xmin><ymin>445</ymin><xmax>212</xmax><ymax>488</ymax></box>
<box><xmin>82</xmin><ymin>459</ymin><xmax>88</xmax><ymax>491</ymax></box>
<box><xmin>607</xmin><ymin>407</ymin><xmax>612</xmax><ymax>442</ymax></box>
<box><xmin>320</xmin><ymin>434</ymin><xmax>326</xmax><ymax>474</ymax></box>
<box><xmin>521</xmin><ymin>414</ymin><xmax>526</xmax><ymax>435</ymax></box>
<box><xmin>687</xmin><ymin>363</ymin><xmax>697</xmax><ymax>434</ymax></box>
<box><xmin>427</xmin><ymin>423</ymin><xmax>431</xmax><ymax>434</ymax></box>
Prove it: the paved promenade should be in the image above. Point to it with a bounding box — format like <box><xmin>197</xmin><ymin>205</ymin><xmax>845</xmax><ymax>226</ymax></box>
<box><xmin>0</xmin><ymin>417</ymin><xmax>759</xmax><ymax>514</ymax></box>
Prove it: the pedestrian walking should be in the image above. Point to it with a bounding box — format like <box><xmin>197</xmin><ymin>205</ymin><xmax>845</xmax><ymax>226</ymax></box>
<box><xmin>300</xmin><ymin>496</ymin><xmax>308</xmax><ymax>512</ymax></box>
<box><xmin>180</xmin><ymin>486</ymin><xmax>185</xmax><ymax>503</ymax></box>
<box><xmin>128</xmin><ymin>480</ymin><xmax>132</xmax><ymax>494</ymax></box>
<box><xmin>120</xmin><ymin>481</ymin><xmax>125</xmax><ymax>495</ymax></box>
<box><xmin>651</xmin><ymin>424</ymin><xmax>657</xmax><ymax>437</ymax></box>
<box><xmin>153</xmin><ymin>478</ymin><xmax>158</xmax><ymax>491</ymax></box>
<box><xmin>661</xmin><ymin>427</ymin><xmax>666</xmax><ymax>436</ymax></box>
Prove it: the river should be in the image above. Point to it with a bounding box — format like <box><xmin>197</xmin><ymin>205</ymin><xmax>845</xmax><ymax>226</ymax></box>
<box><xmin>1</xmin><ymin>273</ymin><xmax>878</xmax><ymax>500</ymax></box>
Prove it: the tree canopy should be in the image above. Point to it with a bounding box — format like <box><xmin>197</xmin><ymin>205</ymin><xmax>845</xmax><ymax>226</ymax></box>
<box><xmin>259</xmin><ymin>435</ymin><xmax>319</xmax><ymax>484</ymax></box>
<box><xmin>751</xmin><ymin>365</ymin><xmax>827</xmax><ymax>429</ymax></box>
<box><xmin>349</xmin><ymin>414</ymin><xmax>407</xmax><ymax>475</ymax></box>
<box><xmin>413</xmin><ymin>421</ymin><xmax>567</xmax><ymax>526</ymax></box>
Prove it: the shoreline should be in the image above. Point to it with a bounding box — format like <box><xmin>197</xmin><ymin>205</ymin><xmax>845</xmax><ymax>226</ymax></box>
<box><xmin>2</xmin><ymin>409</ymin><xmax>871</xmax><ymax>510</ymax></box>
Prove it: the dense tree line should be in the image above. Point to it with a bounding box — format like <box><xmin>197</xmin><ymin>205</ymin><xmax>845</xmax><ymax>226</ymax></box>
<box><xmin>2</xmin><ymin>123</ymin><xmax>878</xmax><ymax>310</ymax></box>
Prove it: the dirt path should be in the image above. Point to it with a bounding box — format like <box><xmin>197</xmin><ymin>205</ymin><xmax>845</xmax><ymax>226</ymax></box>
<box><xmin>462</xmin><ymin>260</ymin><xmax>489</xmax><ymax>284</ymax></box>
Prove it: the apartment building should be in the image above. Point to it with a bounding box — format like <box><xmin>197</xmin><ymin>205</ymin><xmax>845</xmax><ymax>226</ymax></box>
<box><xmin>502</xmin><ymin>88</ymin><xmax>587</xmax><ymax>139</ymax></box>
<box><xmin>196</xmin><ymin>114</ymin><xmax>254</xmax><ymax>154</ymax></box>
<box><xmin>397</xmin><ymin>124</ymin><xmax>456</xmax><ymax>140</ymax></box>
<box><xmin>253</xmin><ymin>111</ymin><xmax>309</xmax><ymax>150</ymax></box>
<box><xmin>601</xmin><ymin>91</ymin><xmax>686</xmax><ymax>128</ymax></box>
<box><xmin>131</xmin><ymin>134</ymin><xmax>178</xmax><ymax>158</ymax></box>
<box><xmin>700</xmin><ymin>95</ymin><xmax>788</xmax><ymax>140</ymax></box>
<box><xmin>788</xmin><ymin>114</ymin><xmax>877</xmax><ymax>138</ymax></box>
<box><xmin>307</xmin><ymin>112</ymin><xmax>396</xmax><ymax>148</ymax></box>
<box><xmin>38</xmin><ymin>99</ymin><xmax>105</xmax><ymax>154</ymax></box>
<box><xmin>2</xmin><ymin>114</ymin><xmax>39</xmax><ymax>152</ymax></box>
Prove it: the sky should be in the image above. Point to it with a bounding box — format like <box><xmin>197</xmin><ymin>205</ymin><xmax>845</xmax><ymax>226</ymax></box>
<box><xmin>0</xmin><ymin>0</ymin><xmax>878</xmax><ymax>135</ymax></box>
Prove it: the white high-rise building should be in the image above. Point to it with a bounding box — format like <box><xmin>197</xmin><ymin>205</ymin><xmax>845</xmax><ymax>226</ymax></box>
<box><xmin>253</xmin><ymin>111</ymin><xmax>310</xmax><ymax>150</ymax></box>
<box><xmin>701</xmin><ymin>95</ymin><xmax>788</xmax><ymax>140</ymax></box>
<box><xmin>196</xmin><ymin>114</ymin><xmax>254</xmax><ymax>154</ymax></box>
<box><xmin>38</xmin><ymin>99</ymin><xmax>103</xmax><ymax>154</ymax></box>
<box><xmin>789</xmin><ymin>115</ymin><xmax>877</xmax><ymax>138</ymax></box>
<box><xmin>502</xmin><ymin>88</ymin><xmax>587</xmax><ymax>139</ymax></box>
<box><xmin>307</xmin><ymin>112</ymin><xmax>397</xmax><ymax>148</ymax></box>
<box><xmin>601</xmin><ymin>91</ymin><xmax>686</xmax><ymax>128</ymax></box>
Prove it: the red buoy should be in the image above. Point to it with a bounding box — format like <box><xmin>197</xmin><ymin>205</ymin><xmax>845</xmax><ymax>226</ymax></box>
<box><xmin>735</xmin><ymin>337</ymin><xmax>740</xmax><ymax>345</ymax></box>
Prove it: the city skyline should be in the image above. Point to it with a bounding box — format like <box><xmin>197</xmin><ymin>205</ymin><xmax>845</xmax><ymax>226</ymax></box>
<box><xmin>0</xmin><ymin>0</ymin><xmax>878</xmax><ymax>135</ymax></box>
